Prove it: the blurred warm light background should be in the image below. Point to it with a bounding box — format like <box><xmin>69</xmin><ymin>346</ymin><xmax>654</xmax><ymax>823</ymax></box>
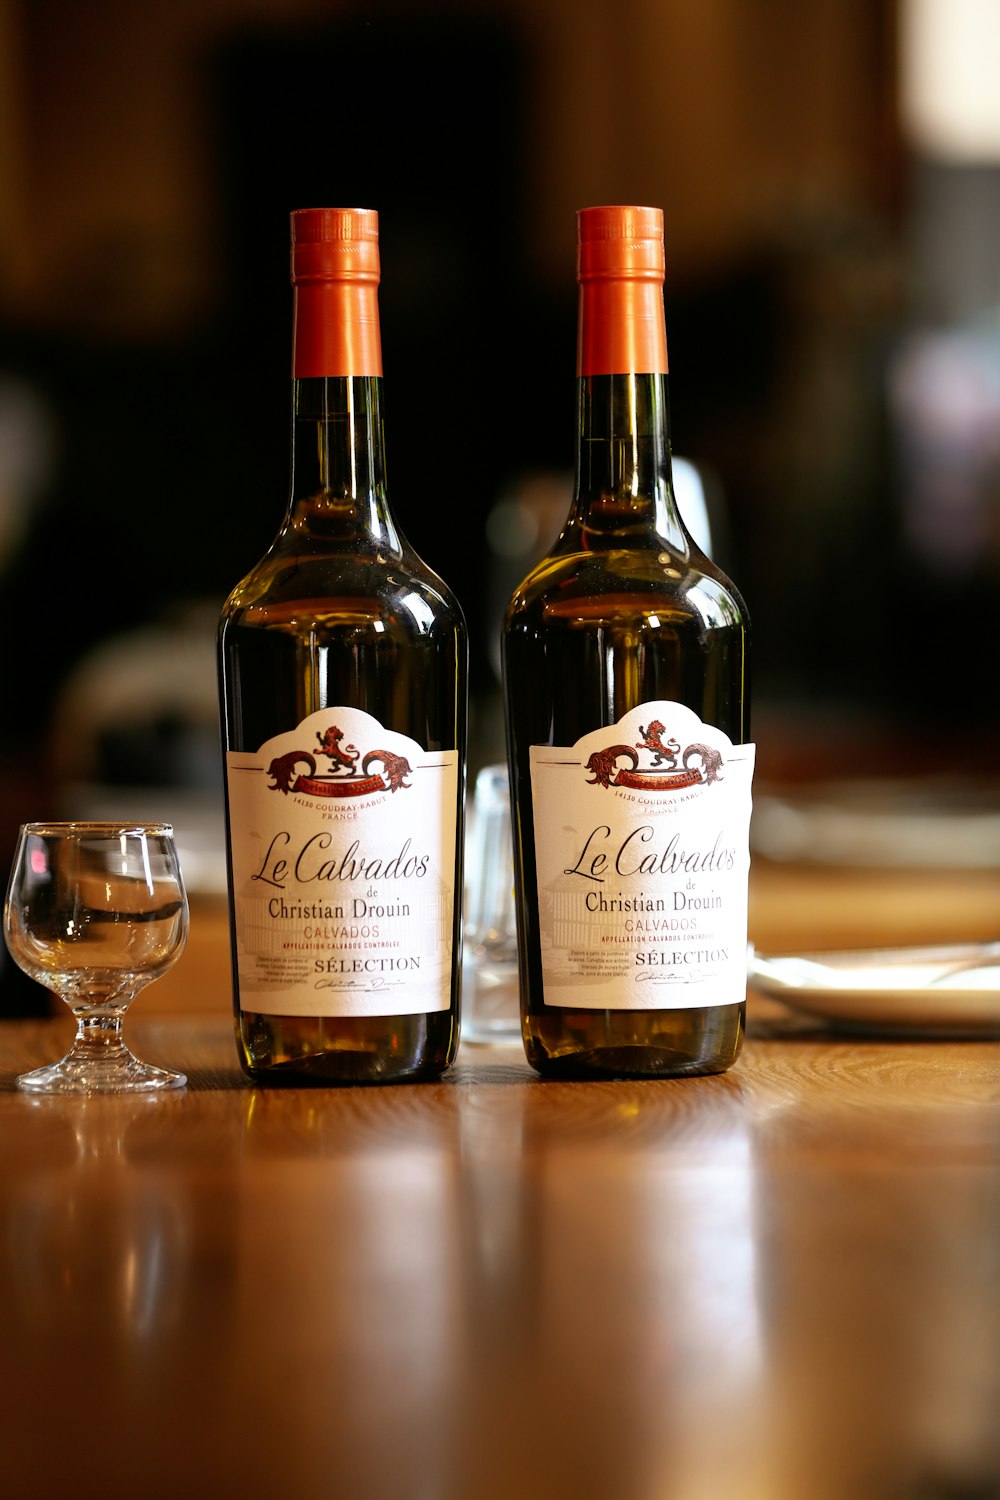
<box><xmin>0</xmin><ymin>0</ymin><xmax>998</xmax><ymax>1008</ymax></box>
<box><xmin>0</xmin><ymin>0</ymin><xmax>900</xmax><ymax>336</ymax></box>
<box><xmin>901</xmin><ymin>0</ymin><xmax>1000</xmax><ymax>162</ymax></box>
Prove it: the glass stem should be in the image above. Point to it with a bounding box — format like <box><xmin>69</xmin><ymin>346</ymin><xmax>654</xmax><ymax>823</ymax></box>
<box><xmin>73</xmin><ymin>1009</ymin><xmax>132</xmax><ymax>1060</ymax></box>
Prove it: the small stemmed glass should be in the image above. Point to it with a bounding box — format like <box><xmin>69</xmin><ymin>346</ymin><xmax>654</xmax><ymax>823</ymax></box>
<box><xmin>3</xmin><ymin>821</ymin><xmax>189</xmax><ymax>1093</ymax></box>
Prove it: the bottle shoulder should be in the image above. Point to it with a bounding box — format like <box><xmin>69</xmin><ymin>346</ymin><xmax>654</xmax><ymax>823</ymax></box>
<box><xmin>221</xmin><ymin>534</ymin><xmax>466</xmax><ymax>638</ymax></box>
<box><xmin>503</xmin><ymin>540</ymin><xmax>749</xmax><ymax>635</ymax></box>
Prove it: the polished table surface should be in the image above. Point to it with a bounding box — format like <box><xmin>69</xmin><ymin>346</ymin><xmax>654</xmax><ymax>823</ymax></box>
<box><xmin>0</xmin><ymin>859</ymin><xmax>998</xmax><ymax>1500</ymax></box>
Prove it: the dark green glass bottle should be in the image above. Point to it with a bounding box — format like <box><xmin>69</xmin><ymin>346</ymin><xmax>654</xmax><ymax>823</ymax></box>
<box><xmin>502</xmin><ymin>205</ymin><xmax>753</xmax><ymax>1079</ymax></box>
<box><xmin>218</xmin><ymin>209</ymin><xmax>467</xmax><ymax>1084</ymax></box>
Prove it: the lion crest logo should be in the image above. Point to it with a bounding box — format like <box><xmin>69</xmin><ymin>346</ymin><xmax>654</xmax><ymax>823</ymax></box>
<box><xmin>583</xmin><ymin>721</ymin><xmax>725</xmax><ymax>793</ymax></box>
<box><xmin>266</xmin><ymin>723</ymin><xmax>412</xmax><ymax>799</ymax></box>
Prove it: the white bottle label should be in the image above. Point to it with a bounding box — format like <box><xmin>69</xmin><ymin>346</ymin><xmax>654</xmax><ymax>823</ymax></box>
<box><xmin>226</xmin><ymin>707</ymin><xmax>459</xmax><ymax>1018</ymax></box>
<box><xmin>528</xmin><ymin>702</ymin><xmax>755</xmax><ymax>1010</ymax></box>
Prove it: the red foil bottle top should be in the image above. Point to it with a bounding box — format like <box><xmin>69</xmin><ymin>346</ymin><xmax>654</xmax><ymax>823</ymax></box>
<box><xmin>576</xmin><ymin>205</ymin><xmax>668</xmax><ymax>377</ymax></box>
<box><xmin>290</xmin><ymin>208</ymin><xmax>382</xmax><ymax>378</ymax></box>
<box><xmin>290</xmin><ymin>207</ymin><xmax>380</xmax><ymax>283</ymax></box>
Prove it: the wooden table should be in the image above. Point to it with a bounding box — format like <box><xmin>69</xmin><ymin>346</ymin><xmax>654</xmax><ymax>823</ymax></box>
<box><xmin>0</xmin><ymin>987</ymin><xmax>997</xmax><ymax>1500</ymax></box>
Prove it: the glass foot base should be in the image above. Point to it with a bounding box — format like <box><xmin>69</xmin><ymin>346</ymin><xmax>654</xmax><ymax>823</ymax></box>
<box><xmin>17</xmin><ymin>1053</ymin><xmax>187</xmax><ymax>1095</ymax></box>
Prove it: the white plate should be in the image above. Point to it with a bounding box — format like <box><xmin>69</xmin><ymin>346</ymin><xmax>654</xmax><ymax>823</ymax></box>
<box><xmin>747</xmin><ymin>942</ymin><xmax>1000</xmax><ymax>1036</ymax></box>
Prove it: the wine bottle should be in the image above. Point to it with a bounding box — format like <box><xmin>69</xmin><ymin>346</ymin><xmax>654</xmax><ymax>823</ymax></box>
<box><xmin>218</xmin><ymin>208</ymin><xmax>467</xmax><ymax>1084</ymax></box>
<box><xmin>501</xmin><ymin>204</ymin><xmax>754</xmax><ymax>1078</ymax></box>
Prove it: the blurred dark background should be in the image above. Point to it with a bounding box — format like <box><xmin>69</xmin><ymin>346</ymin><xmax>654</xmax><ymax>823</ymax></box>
<box><xmin>1</xmin><ymin>0</ymin><xmax>998</xmax><ymax>904</ymax></box>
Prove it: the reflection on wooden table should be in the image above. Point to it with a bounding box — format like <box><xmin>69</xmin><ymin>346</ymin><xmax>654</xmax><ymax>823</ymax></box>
<box><xmin>0</xmin><ymin>847</ymin><xmax>998</xmax><ymax>1499</ymax></box>
<box><xmin>0</xmin><ymin>1005</ymin><xmax>996</xmax><ymax>1500</ymax></box>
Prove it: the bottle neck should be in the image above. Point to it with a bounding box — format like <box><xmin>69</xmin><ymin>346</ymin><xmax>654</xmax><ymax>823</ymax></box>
<box><xmin>573</xmin><ymin>373</ymin><xmax>685</xmax><ymax>546</ymax></box>
<box><xmin>290</xmin><ymin>373</ymin><xmax>388</xmax><ymax>498</ymax></box>
<box><xmin>572</xmin><ymin>276</ymin><xmax>685</xmax><ymax>546</ymax></box>
<box><xmin>287</xmin><ymin>277</ymin><xmax>397</xmax><ymax>545</ymax></box>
